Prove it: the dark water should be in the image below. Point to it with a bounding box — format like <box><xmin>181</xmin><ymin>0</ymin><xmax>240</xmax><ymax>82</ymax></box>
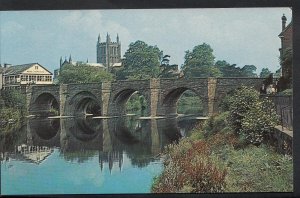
<box><xmin>0</xmin><ymin>116</ymin><xmax>200</xmax><ymax>195</ymax></box>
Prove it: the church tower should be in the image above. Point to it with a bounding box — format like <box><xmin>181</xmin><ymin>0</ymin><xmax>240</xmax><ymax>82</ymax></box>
<box><xmin>97</xmin><ymin>33</ymin><xmax>121</xmax><ymax>71</ymax></box>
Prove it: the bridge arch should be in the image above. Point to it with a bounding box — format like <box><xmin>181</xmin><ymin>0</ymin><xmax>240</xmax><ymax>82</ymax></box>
<box><xmin>30</xmin><ymin>92</ymin><xmax>59</xmax><ymax>117</ymax></box>
<box><xmin>161</xmin><ymin>87</ymin><xmax>207</xmax><ymax>117</ymax></box>
<box><xmin>110</xmin><ymin>88</ymin><xmax>150</xmax><ymax>116</ymax></box>
<box><xmin>28</xmin><ymin>118</ymin><xmax>60</xmax><ymax>147</ymax></box>
<box><xmin>68</xmin><ymin>117</ymin><xmax>101</xmax><ymax>141</ymax></box>
<box><xmin>68</xmin><ymin>91</ymin><xmax>101</xmax><ymax>116</ymax></box>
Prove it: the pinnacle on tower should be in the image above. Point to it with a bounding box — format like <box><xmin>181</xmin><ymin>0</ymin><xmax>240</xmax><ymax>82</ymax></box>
<box><xmin>60</xmin><ymin>56</ymin><xmax>63</xmax><ymax>67</ymax></box>
<box><xmin>69</xmin><ymin>55</ymin><xmax>72</xmax><ymax>63</ymax></box>
<box><xmin>106</xmin><ymin>32</ymin><xmax>111</xmax><ymax>43</ymax></box>
<box><xmin>117</xmin><ymin>34</ymin><xmax>119</xmax><ymax>43</ymax></box>
<box><xmin>98</xmin><ymin>34</ymin><xmax>101</xmax><ymax>43</ymax></box>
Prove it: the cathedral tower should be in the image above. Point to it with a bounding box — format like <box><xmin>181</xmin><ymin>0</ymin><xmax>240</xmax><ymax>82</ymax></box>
<box><xmin>97</xmin><ymin>33</ymin><xmax>121</xmax><ymax>71</ymax></box>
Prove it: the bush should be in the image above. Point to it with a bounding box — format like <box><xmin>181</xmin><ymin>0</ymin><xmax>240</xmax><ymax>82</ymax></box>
<box><xmin>226</xmin><ymin>86</ymin><xmax>260</xmax><ymax>134</ymax></box>
<box><xmin>203</xmin><ymin>112</ymin><xmax>229</xmax><ymax>137</ymax></box>
<box><xmin>151</xmin><ymin>139</ymin><xmax>227</xmax><ymax>193</ymax></box>
<box><xmin>225</xmin><ymin>86</ymin><xmax>278</xmax><ymax>145</ymax></box>
<box><xmin>240</xmin><ymin>99</ymin><xmax>278</xmax><ymax>145</ymax></box>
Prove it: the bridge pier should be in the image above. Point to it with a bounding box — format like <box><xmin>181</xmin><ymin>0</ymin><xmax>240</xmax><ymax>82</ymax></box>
<box><xmin>208</xmin><ymin>78</ymin><xmax>217</xmax><ymax>116</ymax></box>
<box><xmin>27</xmin><ymin>78</ymin><xmax>265</xmax><ymax>118</ymax></box>
<box><xmin>101</xmin><ymin>82</ymin><xmax>112</xmax><ymax>116</ymax></box>
<box><xmin>149</xmin><ymin>79</ymin><xmax>161</xmax><ymax>117</ymax></box>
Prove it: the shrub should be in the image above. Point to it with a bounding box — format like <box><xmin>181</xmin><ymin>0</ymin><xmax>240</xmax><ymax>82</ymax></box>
<box><xmin>225</xmin><ymin>86</ymin><xmax>278</xmax><ymax>145</ymax></box>
<box><xmin>226</xmin><ymin>86</ymin><xmax>260</xmax><ymax>134</ymax></box>
<box><xmin>240</xmin><ymin>98</ymin><xmax>278</xmax><ymax>145</ymax></box>
<box><xmin>203</xmin><ymin>112</ymin><xmax>229</xmax><ymax>137</ymax></box>
<box><xmin>151</xmin><ymin>139</ymin><xmax>227</xmax><ymax>193</ymax></box>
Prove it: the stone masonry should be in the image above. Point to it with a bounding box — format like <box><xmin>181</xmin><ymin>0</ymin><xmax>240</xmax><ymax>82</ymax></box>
<box><xmin>26</xmin><ymin>78</ymin><xmax>265</xmax><ymax>117</ymax></box>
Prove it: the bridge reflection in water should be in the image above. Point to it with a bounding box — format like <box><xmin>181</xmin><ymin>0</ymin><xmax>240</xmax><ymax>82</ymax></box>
<box><xmin>4</xmin><ymin>116</ymin><xmax>199</xmax><ymax>171</ymax></box>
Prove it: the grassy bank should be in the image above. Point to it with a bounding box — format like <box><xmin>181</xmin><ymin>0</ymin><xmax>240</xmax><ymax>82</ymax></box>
<box><xmin>152</xmin><ymin>86</ymin><xmax>293</xmax><ymax>193</ymax></box>
<box><xmin>151</xmin><ymin>113</ymin><xmax>293</xmax><ymax>193</ymax></box>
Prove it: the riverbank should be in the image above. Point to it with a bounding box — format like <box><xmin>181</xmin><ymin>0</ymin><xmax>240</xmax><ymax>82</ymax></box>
<box><xmin>151</xmin><ymin>113</ymin><xmax>293</xmax><ymax>193</ymax></box>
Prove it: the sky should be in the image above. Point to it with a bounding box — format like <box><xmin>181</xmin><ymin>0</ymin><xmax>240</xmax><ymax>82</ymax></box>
<box><xmin>0</xmin><ymin>8</ymin><xmax>292</xmax><ymax>74</ymax></box>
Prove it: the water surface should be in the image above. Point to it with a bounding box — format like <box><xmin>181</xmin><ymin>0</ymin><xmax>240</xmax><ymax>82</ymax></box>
<box><xmin>1</xmin><ymin>116</ymin><xmax>199</xmax><ymax>195</ymax></box>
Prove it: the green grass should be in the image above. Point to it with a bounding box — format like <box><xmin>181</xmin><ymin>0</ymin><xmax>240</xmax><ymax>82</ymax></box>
<box><xmin>225</xmin><ymin>144</ymin><xmax>293</xmax><ymax>192</ymax></box>
<box><xmin>152</xmin><ymin>112</ymin><xmax>293</xmax><ymax>193</ymax></box>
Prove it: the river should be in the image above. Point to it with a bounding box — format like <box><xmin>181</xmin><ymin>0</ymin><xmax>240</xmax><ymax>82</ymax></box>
<box><xmin>0</xmin><ymin>115</ymin><xmax>200</xmax><ymax>195</ymax></box>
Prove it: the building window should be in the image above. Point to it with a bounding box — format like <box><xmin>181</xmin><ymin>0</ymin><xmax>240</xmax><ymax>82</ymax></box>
<box><xmin>35</xmin><ymin>66</ymin><xmax>38</xmax><ymax>70</ymax></box>
<box><xmin>45</xmin><ymin>76</ymin><xmax>52</xmax><ymax>81</ymax></box>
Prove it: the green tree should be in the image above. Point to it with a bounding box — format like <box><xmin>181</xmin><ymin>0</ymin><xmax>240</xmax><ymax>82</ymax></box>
<box><xmin>118</xmin><ymin>40</ymin><xmax>163</xmax><ymax>80</ymax></box>
<box><xmin>240</xmin><ymin>65</ymin><xmax>257</xmax><ymax>77</ymax></box>
<box><xmin>158</xmin><ymin>55</ymin><xmax>180</xmax><ymax>78</ymax></box>
<box><xmin>182</xmin><ymin>43</ymin><xmax>221</xmax><ymax>78</ymax></box>
<box><xmin>259</xmin><ymin>68</ymin><xmax>271</xmax><ymax>78</ymax></box>
<box><xmin>58</xmin><ymin>63</ymin><xmax>114</xmax><ymax>84</ymax></box>
<box><xmin>215</xmin><ymin>60</ymin><xmax>242</xmax><ymax>77</ymax></box>
<box><xmin>1</xmin><ymin>89</ymin><xmax>26</xmax><ymax>110</ymax></box>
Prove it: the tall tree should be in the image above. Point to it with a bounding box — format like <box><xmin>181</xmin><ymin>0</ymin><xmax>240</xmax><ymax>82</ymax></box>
<box><xmin>240</xmin><ymin>65</ymin><xmax>257</xmax><ymax>77</ymax></box>
<box><xmin>119</xmin><ymin>40</ymin><xmax>163</xmax><ymax>80</ymax></box>
<box><xmin>58</xmin><ymin>63</ymin><xmax>114</xmax><ymax>84</ymax></box>
<box><xmin>182</xmin><ymin>43</ymin><xmax>221</xmax><ymax>77</ymax></box>
<box><xmin>158</xmin><ymin>55</ymin><xmax>180</xmax><ymax>78</ymax></box>
<box><xmin>215</xmin><ymin>60</ymin><xmax>242</xmax><ymax>77</ymax></box>
<box><xmin>259</xmin><ymin>68</ymin><xmax>271</xmax><ymax>78</ymax></box>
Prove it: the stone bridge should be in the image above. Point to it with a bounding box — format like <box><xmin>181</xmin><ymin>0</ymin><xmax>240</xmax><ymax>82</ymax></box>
<box><xmin>26</xmin><ymin>78</ymin><xmax>265</xmax><ymax>117</ymax></box>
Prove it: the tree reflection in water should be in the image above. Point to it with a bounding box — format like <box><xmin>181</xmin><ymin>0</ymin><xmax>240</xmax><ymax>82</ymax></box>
<box><xmin>1</xmin><ymin>116</ymin><xmax>200</xmax><ymax>169</ymax></box>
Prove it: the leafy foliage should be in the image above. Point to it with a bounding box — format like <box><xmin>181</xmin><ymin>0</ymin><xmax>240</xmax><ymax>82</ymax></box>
<box><xmin>260</xmin><ymin>68</ymin><xmax>272</xmax><ymax>78</ymax></box>
<box><xmin>117</xmin><ymin>40</ymin><xmax>163</xmax><ymax>80</ymax></box>
<box><xmin>203</xmin><ymin>112</ymin><xmax>230</xmax><ymax>137</ymax></box>
<box><xmin>58</xmin><ymin>63</ymin><xmax>115</xmax><ymax>83</ymax></box>
<box><xmin>215</xmin><ymin>60</ymin><xmax>239</xmax><ymax>77</ymax></box>
<box><xmin>126</xmin><ymin>93</ymin><xmax>147</xmax><ymax>116</ymax></box>
<box><xmin>1</xmin><ymin>89</ymin><xmax>26</xmax><ymax>110</ymax></box>
<box><xmin>0</xmin><ymin>89</ymin><xmax>26</xmax><ymax>131</ymax></box>
<box><xmin>182</xmin><ymin>43</ymin><xmax>222</xmax><ymax>78</ymax></box>
<box><xmin>225</xmin><ymin>86</ymin><xmax>278</xmax><ymax>145</ymax></box>
<box><xmin>240</xmin><ymin>99</ymin><xmax>278</xmax><ymax>145</ymax></box>
<box><xmin>177</xmin><ymin>91</ymin><xmax>203</xmax><ymax>115</ymax></box>
<box><xmin>151</xmin><ymin>139</ymin><xmax>227</xmax><ymax>193</ymax></box>
<box><xmin>240</xmin><ymin>65</ymin><xmax>257</xmax><ymax>77</ymax></box>
<box><xmin>159</xmin><ymin>55</ymin><xmax>180</xmax><ymax>78</ymax></box>
<box><xmin>215</xmin><ymin>60</ymin><xmax>258</xmax><ymax>77</ymax></box>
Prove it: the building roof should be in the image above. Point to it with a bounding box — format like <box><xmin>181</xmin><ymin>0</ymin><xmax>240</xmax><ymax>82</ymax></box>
<box><xmin>4</xmin><ymin>63</ymin><xmax>53</xmax><ymax>75</ymax></box>
<box><xmin>279</xmin><ymin>21</ymin><xmax>292</xmax><ymax>37</ymax></box>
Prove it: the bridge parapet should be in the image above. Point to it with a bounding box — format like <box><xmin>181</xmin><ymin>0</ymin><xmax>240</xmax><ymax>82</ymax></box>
<box><xmin>27</xmin><ymin>78</ymin><xmax>266</xmax><ymax>117</ymax></box>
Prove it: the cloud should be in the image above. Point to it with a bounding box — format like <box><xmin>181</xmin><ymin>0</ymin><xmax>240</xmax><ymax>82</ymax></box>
<box><xmin>0</xmin><ymin>8</ymin><xmax>292</xmax><ymax>73</ymax></box>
